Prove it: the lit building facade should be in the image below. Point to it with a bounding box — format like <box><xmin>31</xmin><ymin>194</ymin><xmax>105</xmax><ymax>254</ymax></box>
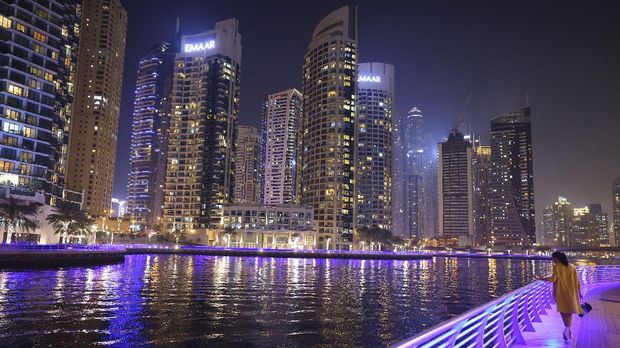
<box><xmin>163</xmin><ymin>19</ymin><xmax>241</xmax><ymax>233</ymax></box>
<box><xmin>587</xmin><ymin>203</ymin><xmax>609</xmax><ymax>247</ymax></box>
<box><xmin>355</xmin><ymin>62</ymin><xmax>394</xmax><ymax>232</ymax></box>
<box><xmin>403</xmin><ymin>107</ymin><xmax>423</xmax><ymax>239</ymax></box>
<box><xmin>438</xmin><ymin>130</ymin><xmax>474</xmax><ymax>246</ymax></box>
<box><xmin>489</xmin><ymin>106</ymin><xmax>535</xmax><ymax>246</ymax></box>
<box><xmin>110</xmin><ymin>197</ymin><xmax>126</xmax><ymax>218</ymax></box>
<box><xmin>127</xmin><ymin>41</ymin><xmax>175</xmax><ymax>229</ymax></box>
<box><xmin>0</xmin><ymin>0</ymin><xmax>82</xmax><ymax>206</ymax></box>
<box><xmin>542</xmin><ymin>206</ymin><xmax>554</xmax><ymax>246</ymax></box>
<box><xmin>473</xmin><ymin>143</ymin><xmax>491</xmax><ymax>246</ymax></box>
<box><xmin>301</xmin><ymin>6</ymin><xmax>357</xmax><ymax>249</ymax></box>
<box><xmin>67</xmin><ymin>0</ymin><xmax>126</xmax><ymax>215</ymax></box>
<box><xmin>233</xmin><ymin>125</ymin><xmax>259</xmax><ymax>203</ymax></box>
<box><xmin>550</xmin><ymin>196</ymin><xmax>571</xmax><ymax>247</ymax></box>
<box><xmin>613</xmin><ymin>177</ymin><xmax>620</xmax><ymax>246</ymax></box>
<box><xmin>260</xmin><ymin>88</ymin><xmax>302</xmax><ymax>205</ymax></box>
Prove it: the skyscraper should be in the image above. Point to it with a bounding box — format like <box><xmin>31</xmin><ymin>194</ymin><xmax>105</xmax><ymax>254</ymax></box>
<box><xmin>550</xmin><ymin>196</ymin><xmax>571</xmax><ymax>247</ymax></box>
<box><xmin>67</xmin><ymin>0</ymin><xmax>127</xmax><ymax>215</ymax></box>
<box><xmin>301</xmin><ymin>6</ymin><xmax>357</xmax><ymax>250</ymax></box>
<box><xmin>489</xmin><ymin>106</ymin><xmax>535</xmax><ymax>246</ymax></box>
<box><xmin>355</xmin><ymin>62</ymin><xmax>394</xmax><ymax>232</ymax></box>
<box><xmin>260</xmin><ymin>88</ymin><xmax>302</xmax><ymax>205</ymax></box>
<box><xmin>402</xmin><ymin>107</ymin><xmax>424</xmax><ymax>239</ymax></box>
<box><xmin>587</xmin><ymin>203</ymin><xmax>609</xmax><ymax>247</ymax></box>
<box><xmin>613</xmin><ymin>177</ymin><xmax>620</xmax><ymax>246</ymax></box>
<box><xmin>542</xmin><ymin>206</ymin><xmax>554</xmax><ymax>246</ymax></box>
<box><xmin>473</xmin><ymin>143</ymin><xmax>491</xmax><ymax>246</ymax></box>
<box><xmin>163</xmin><ymin>19</ymin><xmax>241</xmax><ymax>233</ymax></box>
<box><xmin>234</xmin><ymin>125</ymin><xmax>259</xmax><ymax>203</ymax></box>
<box><xmin>127</xmin><ymin>41</ymin><xmax>175</xmax><ymax>230</ymax></box>
<box><xmin>0</xmin><ymin>0</ymin><xmax>82</xmax><ymax>206</ymax></box>
<box><xmin>438</xmin><ymin>130</ymin><xmax>474</xmax><ymax>246</ymax></box>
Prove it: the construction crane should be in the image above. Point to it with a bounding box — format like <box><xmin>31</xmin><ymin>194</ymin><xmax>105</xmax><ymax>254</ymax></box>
<box><xmin>452</xmin><ymin>93</ymin><xmax>472</xmax><ymax>134</ymax></box>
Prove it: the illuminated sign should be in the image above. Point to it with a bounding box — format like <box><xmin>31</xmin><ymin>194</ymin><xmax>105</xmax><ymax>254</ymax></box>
<box><xmin>358</xmin><ymin>75</ymin><xmax>381</xmax><ymax>83</ymax></box>
<box><xmin>184</xmin><ymin>40</ymin><xmax>215</xmax><ymax>53</ymax></box>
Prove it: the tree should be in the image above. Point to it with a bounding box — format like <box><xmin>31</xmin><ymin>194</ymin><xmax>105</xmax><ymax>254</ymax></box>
<box><xmin>355</xmin><ymin>226</ymin><xmax>394</xmax><ymax>250</ymax></box>
<box><xmin>0</xmin><ymin>197</ymin><xmax>42</xmax><ymax>244</ymax></box>
<box><xmin>222</xmin><ymin>226</ymin><xmax>237</xmax><ymax>247</ymax></box>
<box><xmin>70</xmin><ymin>213</ymin><xmax>95</xmax><ymax>244</ymax></box>
<box><xmin>46</xmin><ymin>202</ymin><xmax>81</xmax><ymax>243</ymax></box>
<box><xmin>171</xmin><ymin>228</ymin><xmax>186</xmax><ymax>244</ymax></box>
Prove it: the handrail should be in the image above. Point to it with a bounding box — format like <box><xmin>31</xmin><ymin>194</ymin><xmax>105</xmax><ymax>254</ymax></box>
<box><xmin>392</xmin><ymin>265</ymin><xmax>620</xmax><ymax>348</ymax></box>
<box><xmin>0</xmin><ymin>243</ymin><xmax>125</xmax><ymax>251</ymax></box>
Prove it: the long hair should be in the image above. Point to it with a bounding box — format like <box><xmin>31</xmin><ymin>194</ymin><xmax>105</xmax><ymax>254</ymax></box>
<box><xmin>551</xmin><ymin>251</ymin><xmax>569</xmax><ymax>266</ymax></box>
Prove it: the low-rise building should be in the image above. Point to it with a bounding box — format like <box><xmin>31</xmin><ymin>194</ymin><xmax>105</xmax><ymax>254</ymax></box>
<box><xmin>0</xmin><ymin>186</ymin><xmax>57</xmax><ymax>244</ymax></box>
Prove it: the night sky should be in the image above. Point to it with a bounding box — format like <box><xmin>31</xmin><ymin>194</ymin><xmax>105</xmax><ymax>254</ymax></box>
<box><xmin>114</xmin><ymin>0</ymin><xmax>620</xmax><ymax>220</ymax></box>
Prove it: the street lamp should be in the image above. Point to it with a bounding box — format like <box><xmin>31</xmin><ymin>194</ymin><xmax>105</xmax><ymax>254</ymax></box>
<box><xmin>91</xmin><ymin>224</ymin><xmax>97</xmax><ymax>244</ymax></box>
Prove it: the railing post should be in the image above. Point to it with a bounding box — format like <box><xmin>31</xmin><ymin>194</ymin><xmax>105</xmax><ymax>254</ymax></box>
<box><xmin>510</xmin><ymin>296</ymin><xmax>527</xmax><ymax>344</ymax></box>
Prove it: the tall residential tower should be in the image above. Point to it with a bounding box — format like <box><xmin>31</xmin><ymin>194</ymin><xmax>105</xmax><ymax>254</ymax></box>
<box><xmin>301</xmin><ymin>6</ymin><xmax>357</xmax><ymax>249</ymax></box>
<box><xmin>233</xmin><ymin>125</ymin><xmax>259</xmax><ymax>203</ymax></box>
<box><xmin>127</xmin><ymin>41</ymin><xmax>176</xmax><ymax>229</ymax></box>
<box><xmin>67</xmin><ymin>0</ymin><xmax>127</xmax><ymax>215</ymax></box>
<box><xmin>355</xmin><ymin>62</ymin><xmax>394</xmax><ymax>231</ymax></box>
<box><xmin>489</xmin><ymin>106</ymin><xmax>535</xmax><ymax>246</ymax></box>
<box><xmin>260</xmin><ymin>88</ymin><xmax>303</xmax><ymax>205</ymax></box>
<box><xmin>163</xmin><ymin>19</ymin><xmax>241</xmax><ymax>233</ymax></box>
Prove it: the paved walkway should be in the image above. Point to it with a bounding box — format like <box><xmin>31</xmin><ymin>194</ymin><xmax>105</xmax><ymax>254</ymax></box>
<box><xmin>518</xmin><ymin>284</ymin><xmax>620</xmax><ymax>347</ymax></box>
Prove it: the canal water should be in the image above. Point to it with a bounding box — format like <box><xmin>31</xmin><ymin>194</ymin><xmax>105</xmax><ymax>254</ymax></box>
<box><xmin>0</xmin><ymin>255</ymin><xmax>551</xmax><ymax>347</ymax></box>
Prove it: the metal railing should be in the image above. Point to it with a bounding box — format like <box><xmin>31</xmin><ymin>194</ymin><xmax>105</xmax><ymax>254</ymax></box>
<box><xmin>0</xmin><ymin>243</ymin><xmax>126</xmax><ymax>251</ymax></box>
<box><xmin>392</xmin><ymin>265</ymin><xmax>620</xmax><ymax>348</ymax></box>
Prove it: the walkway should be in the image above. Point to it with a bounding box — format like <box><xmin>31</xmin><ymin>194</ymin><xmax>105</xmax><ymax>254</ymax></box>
<box><xmin>518</xmin><ymin>284</ymin><xmax>620</xmax><ymax>347</ymax></box>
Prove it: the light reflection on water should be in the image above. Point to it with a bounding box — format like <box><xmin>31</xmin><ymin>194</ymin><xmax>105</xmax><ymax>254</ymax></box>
<box><xmin>0</xmin><ymin>255</ymin><xmax>551</xmax><ymax>347</ymax></box>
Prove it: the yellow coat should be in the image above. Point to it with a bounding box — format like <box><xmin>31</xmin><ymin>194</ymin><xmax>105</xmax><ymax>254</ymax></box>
<box><xmin>547</xmin><ymin>263</ymin><xmax>583</xmax><ymax>314</ymax></box>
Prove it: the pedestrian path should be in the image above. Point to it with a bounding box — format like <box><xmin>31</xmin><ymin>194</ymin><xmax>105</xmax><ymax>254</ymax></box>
<box><xmin>517</xmin><ymin>283</ymin><xmax>620</xmax><ymax>347</ymax></box>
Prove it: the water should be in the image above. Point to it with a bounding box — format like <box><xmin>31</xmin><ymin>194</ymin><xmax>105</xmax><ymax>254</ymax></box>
<box><xmin>0</xmin><ymin>255</ymin><xmax>551</xmax><ymax>347</ymax></box>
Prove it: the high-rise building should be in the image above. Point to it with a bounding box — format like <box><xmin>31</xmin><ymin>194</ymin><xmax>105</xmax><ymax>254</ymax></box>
<box><xmin>0</xmin><ymin>0</ymin><xmax>82</xmax><ymax>206</ymax></box>
<box><xmin>355</xmin><ymin>62</ymin><xmax>394</xmax><ymax>232</ymax></box>
<box><xmin>301</xmin><ymin>6</ymin><xmax>357</xmax><ymax>249</ymax></box>
<box><xmin>438</xmin><ymin>130</ymin><xmax>474</xmax><ymax>246</ymax></box>
<box><xmin>489</xmin><ymin>106</ymin><xmax>535</xmax><ymax>246</ymax></box>
<box><xmin>233</xmin><ymin>125</ymin><xmax>259</xmax><ymax>203</ymax></box>
<box><xmin>587</xmin><ymin>203</ymin><xmax>609</xmax><ymax>247</ymax></box>
<box><xmin>260</xmin><ymin>88</ymin><xmax>302</xmax><ymax>205</ymax></box>
<box><xmin>542</xmin><ymin>206</ymin><xmax>554</xmax><ymax>246</ymax></box>
<box><xmin>402</xmin><ymin>107</ymin><xmax>424</xmax><ymax>239</ymax></box>
<box><xmin>473</xmin><ymin>143</ymin><xmax>491</xmax><ymax>246</ymax></box>
<box><xmin>613</xmin><ymin>177</ymin><xmax>620</xmax><ymax>246</ymax></box>
<box><xmin>67</xmin><ymin>0</ymin><xmax>127</xmax><ymax>215</ymax></box>
<box><xmin>550</xmin><ymin>196</ymin><xmax>572</xmax><ymax>247</ymax></box>
<box><xmin>163</xmin><ymin>19</ymin><xmax>241</xmax><ymax>233</ymax></box>
<box><xmin>127</xmin><ymin>41</ymin><xmax>176</xmax><ymax>230</ymax></box>
<box><xmin>110</xmin><ymin>197</ymin><xmax>127</xmax><ymax>218</ymax></box>
<box><xmin>391</xmin><ymin>112</ymin><xmax>405</xmax><ymax>237</ymax></box>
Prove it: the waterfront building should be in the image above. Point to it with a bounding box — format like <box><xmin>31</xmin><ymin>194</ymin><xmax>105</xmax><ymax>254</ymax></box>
<box><xmin>110</xmin><ymin>197</ymin><xmax>126</xmax><ymax>218</ymax></box>
<box><xmin>66</xmin><ymin>0</ymin><xmax>127</xmax><ymax>216</ymax></box>
<box><xmin>260</xmin><ymin>89</ymin><xmax>302</xmax><ymax>205</ymax></box>
<box><xmin>355</xmin><ymin>62</ymin><xmax>394</xmax><ymax>232</ymax></box>
<box><xmin>163</xmin><ymin>19</ymin><xmax>241</xmax><ymax>235</ymax></box>
<box><xmin>472</xmin><ymin>143</ymin><xmax>491</xmax><ymax>246</ymax></box>
<box><xmin>233</xmin><ymin>125</ymin><xmax>259</xmax><ymax>203</ymax></box>
<box><xmin>542</xmin><ymin>206</ymin><xmax>554</xmax><ymax>246</ymax></box>
<box><xmin>0</xmin><ymin>184</ymin><xmax>57</xmax><ymax>243</ymax></box>
<box><xmin>587</xmin><ymin>203</ymin><xmax>610</xmax><ymax>247</ymax></box>
<box><xmin>402</xmin><ymin>107</ymin><xmax>423</xmax><ymax>240</ymax></box>
<box><xmin>219</xmin><ymin>203</ymin><xmax>317</xmax><ymax>248</ymax></box>
<box><xmin>613</xmin><ymin>177</ymin><xmax>620</xmax><ymax>246</ymax></box>
<box><xmin>438</xmin><ymin>130</ymin><xmax>474</xmax><ymax>246</ymax></box>
<box><xmin>550</xmin><ymin>196</ymin><xmax>572</xmax><ymax>247</ymax></box>
<box><xmin>489</xmin><ymin>106</ymin><xmax>535</xmax><ymax>246</ymax></box>
<box><xmin>301</xmin><ymin>6</ymin><xmax>357</xmax><ymax>249</ymax></box>
<box><xmin>0</xmin><ymin>0</ymin><xmax>82</xmax><ymax>206</ymax></box>
<box><xmin>127</xmin><ymin>41</ymin><xmax>175</xmax><ymax>230</ymax></box>
<box><xmin>391</xmin><ymin>112</ymin><xmax>405</xmax><ymax>237</ymax></box>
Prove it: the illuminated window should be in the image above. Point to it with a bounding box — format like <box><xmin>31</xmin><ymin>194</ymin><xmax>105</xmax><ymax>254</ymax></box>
<box><xmin>33</xmin><ymin>31</ymin><xmax>46</xmax><ymax>42</ymax></box>
<box><xmin>0</xmin><ymin>15</ymin><xmax>11</xmax><ymax>29</ymax></box>
<box><xmin>33</xmin><ymin>43</ymin><xmax>45</xmax><ymax>54</ymax></box>
<box><xmin>44</xmin><ymin>72</ymin><xmax>54</xmax><ymax>81</ymax></box>
<box><xmin>4</xmin><ymin>108</ymin><xmax>19</xmax><ymax>120</ymax></box>
<box><xmin>7</xmin><ymin>84</ymin><xmax>24</xmax><ymax>96</ymax></box>
<box><xmin>23</xmin><ymin>127</ymin><xmax>35</xmax><ymax>138</ymax></box>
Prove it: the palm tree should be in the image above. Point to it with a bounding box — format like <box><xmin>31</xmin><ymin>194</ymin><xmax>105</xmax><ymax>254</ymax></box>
<box><xmin>46</xmin><ymin>202</ymin><xmax>81</xmax><ymax>244</ymax></box>
<box><xmin>0</xmin><ymin>197</ymin><xmax>42</xmax><ymax>244</ymax></box>
<box><xmin>171</xmin><ymin>228</ymin><xmax>186</xmax><ymax>244</ymax></box>
<box><xmin>70</xmin><ymin>213</ymin><xmax>95</xmax><ymax>244</ymax></box>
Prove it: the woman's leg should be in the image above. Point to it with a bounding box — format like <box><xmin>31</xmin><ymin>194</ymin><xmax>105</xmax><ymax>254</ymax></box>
<box><xmin>560</xmin><ymin>313</ymin><xmax>572</xmax><ymax>327</ymax></box>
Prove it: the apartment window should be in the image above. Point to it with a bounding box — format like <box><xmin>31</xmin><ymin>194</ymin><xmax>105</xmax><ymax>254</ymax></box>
<box><xmin>4</xmin><ymin>109</ymin><xmax>20</xmax><ymax>120</ymax></box>
<box><xmin>33</xmin><ymin>31</ymin><xmax>46</xmax><ymax>43</ymax></box>
<box><xmin>16</xmin><ymin>23</ymin><xmax>26</xmax><ymax>33</ymax></box>
<box><xmin>0</xmin><ymin>15</ymin><xmax>11</xmax><ymax>29</ymax></box>
<box><xmin>7</xmin><ymin>84</ymin><xmax>24</xmax><ymax>96</ymax></box>
<box><xmin>33</xmin><ymin>43</ymin><xmax>45</xmax><ymax>54</ymax></box>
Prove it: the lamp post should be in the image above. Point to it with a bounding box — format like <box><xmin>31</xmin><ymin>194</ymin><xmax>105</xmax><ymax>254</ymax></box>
<box><xmin>91</xmin><ymin>224</ymin><xmax>97</xmax><ymax>244</ymax></box>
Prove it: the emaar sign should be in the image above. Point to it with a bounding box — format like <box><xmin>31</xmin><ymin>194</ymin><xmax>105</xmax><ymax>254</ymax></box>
<box><xmin>358</xmin><ymin>75</ymin><xmax>381</xmax><ymax>83</ymax></box>
<box><xmin>184</xmin><ymin>40</ymin><xmax>216</xmax><ymax>53</ymax></box>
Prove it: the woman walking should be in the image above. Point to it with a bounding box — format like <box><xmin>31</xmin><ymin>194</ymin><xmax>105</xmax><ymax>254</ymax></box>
<box><xmin>539</xmin><ymin>251</ymin><xmax>583</xmax><ymax>340</ymax></box>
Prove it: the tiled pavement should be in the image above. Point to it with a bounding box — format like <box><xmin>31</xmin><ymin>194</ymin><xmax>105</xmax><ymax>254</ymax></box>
<box><xmin>518</xmin><ymin>284</ymin><xmax>620</xmax><ymax>347</ymax></box>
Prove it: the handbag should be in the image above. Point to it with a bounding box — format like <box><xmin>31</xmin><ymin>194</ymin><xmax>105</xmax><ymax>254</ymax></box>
<box><xmin>578</xmin><ymin>302</ymin><xmax>592</xmax><ymax>317</ymax></box>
